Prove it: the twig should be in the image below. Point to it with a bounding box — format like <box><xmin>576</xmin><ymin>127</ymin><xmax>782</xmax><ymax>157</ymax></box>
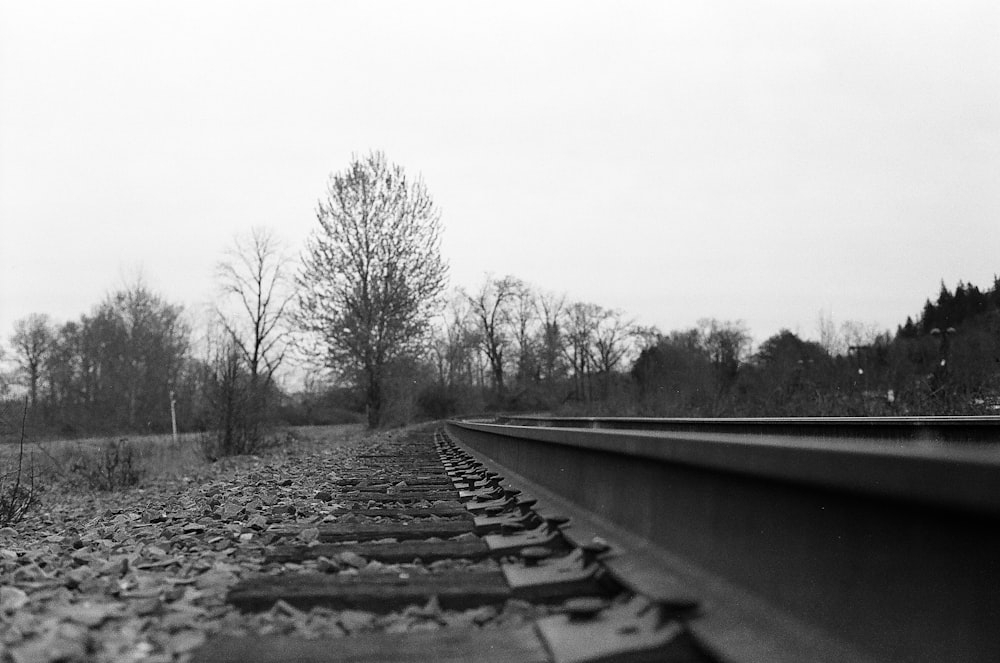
<box><xmin>12</xmin><ymin>397</ymin><xmax>27</xmax><ymax>502</ymax></box>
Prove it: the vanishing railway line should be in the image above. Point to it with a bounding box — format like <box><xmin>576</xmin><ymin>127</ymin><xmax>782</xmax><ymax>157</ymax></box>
<box><xmin>192</xmin><ymin>417</ymin><xmax>1000</xmax><ymax>663</ymax></box>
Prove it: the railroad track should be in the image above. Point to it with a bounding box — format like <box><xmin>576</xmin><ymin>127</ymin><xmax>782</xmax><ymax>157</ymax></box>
<box><xmin>193</xmin><ymin>426</ymin><xmax>709</xmax><ymax>662</ymax></box>
<box><xmin>192</xmin><ymin>417</ymin><xmax>1000</xmax><ymax>663</ymax></box>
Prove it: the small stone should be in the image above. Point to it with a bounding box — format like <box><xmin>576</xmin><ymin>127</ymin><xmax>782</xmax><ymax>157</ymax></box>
<box><xmin>164</xmin><ymin>586</ymin><xmax>186</xmax><ymax>602</ymax></box>
<box><xmin>99</xmin><ymin>557</ymin><xmax>129</xmax><ymax>577</ymax></box>
<box><xmin>316</xmin><ymin>556</ymin><xmax>340</xmax><ymax>573</ymax></box>
<box><xmin>195</xmin><ymin>569</ymin><xmax>236</xmax><ymax>590</ymax></box>
<box><xmin>470</xmin><ymin>605</ymin><xmax>498</xmax><ymax>625</ymax></box>
<box><xmin>247</xmin><ymin>515</ymin><xmax>268</xmax><ymax>531</ymax></box>
<box><xmin>58</xmin><ymin>602</ymin><xmax>120</xmax><ymax>627</ymax></box>
<box><xmin>166</xmin><ymin>629</ymin><xmax>206</xmax><ymax>653</ymax></box>
<box><xmin>64</xmin><ymin>567</ymin><xmax>94</xmax><ymax>589</ymax></box>
<box><xmin>0</xmin><ymin>586</ymin><xmax>29</xmax><ymax>611</ymax></box>
<box><xmin>335</xmin><ymin>551</ymin><xmax>366</xmax><ymax>569</ymax></box>
<box><xmin>299</xmin><ymin>527</ymin><xmax>320</xmax><ymax>543</ymax></box>
<box><xmin>338</xmin><ymin>609</ymin><xmax>375</xmax><ymax>633</ymax></box>
<box><xmin>131</xmin><ymin>597</ymin><xmax>162</xmax><ymax>616</ymax></box>
<box><xmin>314</xmin><ymin>491</ymin><xmax>334</xmax><ymax>502</ymax></box>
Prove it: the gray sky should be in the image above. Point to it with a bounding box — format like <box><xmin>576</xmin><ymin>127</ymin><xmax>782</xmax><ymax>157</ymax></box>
<box><xmin>2</xmin><ymin>1</ymin><xmax>998</xmax><ymax>348</ymax></box>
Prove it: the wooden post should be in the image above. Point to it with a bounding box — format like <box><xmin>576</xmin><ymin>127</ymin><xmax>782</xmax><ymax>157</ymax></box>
<box><xmin>170</xmin><ymin>390</ymin><xmax>178</xmax><ymax>443</ymax></box>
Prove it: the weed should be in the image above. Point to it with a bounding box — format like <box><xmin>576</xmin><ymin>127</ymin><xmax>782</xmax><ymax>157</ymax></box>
<box><xmin>0</xmin><ymin>399</ymin><xmax>38</xmax><ymax>527</ymax></box>
<box><xmin>199</xmin><ymin>425</ymin><xmax>287</xmax><ymax>462</ymax></box>
<box><xmin>67</xmin><ymin>438</ymin><xmax>145</xmax><ymax>491</ymax></box>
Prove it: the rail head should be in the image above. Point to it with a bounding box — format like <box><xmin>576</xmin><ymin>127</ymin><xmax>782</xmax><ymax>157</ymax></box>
<box><xmin>486</xmin><ymin>414</ymin><xmax>1000</xmax><ymax>443</ymax></box>
<box><xmin>448</xmin><ymin>417</ymin><xmax>1000</xmax><ymax>515</ymax></box>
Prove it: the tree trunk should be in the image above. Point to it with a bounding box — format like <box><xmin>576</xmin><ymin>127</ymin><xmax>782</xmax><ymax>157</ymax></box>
<box><xmin>365</xmin><ymin>373</ymin><xmax>382</xmax><ymax>429</ymax></box>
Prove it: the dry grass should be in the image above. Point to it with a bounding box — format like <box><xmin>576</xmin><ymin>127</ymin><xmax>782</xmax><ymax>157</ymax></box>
<box><xmin>0</xmin><ymin>424</ymin><xmax>367</xmax><ymax>491</ymax></box>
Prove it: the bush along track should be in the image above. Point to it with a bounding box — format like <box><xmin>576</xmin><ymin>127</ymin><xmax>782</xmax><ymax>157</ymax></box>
<box><xmin>0</xmin><ymin>426</ymin><xmax>713</xmax><ymax>663</ymax></box>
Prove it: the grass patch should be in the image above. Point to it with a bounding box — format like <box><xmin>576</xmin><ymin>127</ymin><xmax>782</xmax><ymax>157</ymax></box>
<box><xmin>1</xmin><ymin>432</ymin><xmax>207</xmax><ymax>492</ymax></box>
<box><xmin>0</xmin><ymin>424</ymin><xmax>368</xmax><ymax>494</ymax></box>
<box><xmin>65</xmin><ymin>438</ymin><xmax>144</xmax><ymax>491</ymax></box>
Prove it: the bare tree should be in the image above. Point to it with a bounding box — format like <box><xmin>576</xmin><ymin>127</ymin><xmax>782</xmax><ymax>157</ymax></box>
<box><xmin>593</xmin><ymin>308</ymin><xmax>636</xmax><ymax>398</ymax></box>
<box><xmin>562</xmin><ymin>302</ymin><xmax>602</xmax><ymax>402</ymax></box>
<box><xmin>296</xmin><ymin>151</ymin><xmax>448</xmax><ymax>428</ymax></box>
<box><xmin>817</xmin><ymin>310</ymin><xmax>846</xmax><ymax>356</ymax></box>
<box><xmin>10</xmin><ymin>313</ymin><xmax>54</xmax><ymax>407</ymax></box>
<box><xmin>203</xmin><ymin>327</ymin><xmax>255</xmax><ymax>457</ymax></box>
<box><xmin>510</xmin><ymin>283</ymin><xmax>539</xmax><ymax>386</ymax></box>
<box><xmin>209</xmin><ymin>227</ymin><xmax>294</xmax><ymax>450</ymax></box>
<box><xmin>429</xmin><ymin>292</ymin><xmax>481</xmax><ymax>389</ymax></box>
<box><xmin>840</xmin><ymin>320</ymin><xmax>885</xmax><ymax>350</ymax></box>
<box><xmin>0</xmin><ymin>344</ymin><xmax>10</xmax><ymax>398</ymax></box>
<box><xmin>698</xmin><ymin>318</ymin><xmax>753</xmax><ymax>411</ymax></box>
<box><xmin>536</xmin><ymin>291</ymin><xmax>567</xmax><ymax>383</ymax></box>
<box><xmin>465</xmin><ymin>275</ymin><xmax>521</xmax><ymax>396</ymax></box>
<box><xmin>216</xmin><ymin>227</ymin><xmax>293</xmax><ymax>386</ymax></box>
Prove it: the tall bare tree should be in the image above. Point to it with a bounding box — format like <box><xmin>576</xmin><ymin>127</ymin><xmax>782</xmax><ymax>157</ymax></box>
<box><xmin>698</xmin><ymin>318</ymin><xmax>752</xmax><ymax>409</ymax></box>
<box><xmin>562</xmin><ymin>302</ymin><xmax>602</xmax><ymax>402</ymax></box>
<box><xmin>536</xmin><ymin>291</ymin><xmax>567</xmax><ymax>383</ymax></box>
<box><xmin>593</xmin><ymin>308</ymin><xmax>634</xmax><ymax>374</ymax></box>
<box><xmin>466</xmin><ymin>275</ymin><xmax>521</xmax><ymax>396</ymax></box>
<box><xmin>296</xmin><ymin>151</ymin><xmax>448</xmax><ymax>428</ymax></box>
<box><xmin>510</xmin><ymin>283</ymin><xmax>539</xmax><ymax>385</ymax></box>
<box><xmin>10</xmin><ymin>313</ymin><xmax>54</xmax><ymax>407</ymax></box>
<box><xmin>216</xmin><ymin>227</ymin><xmax>293</xmax><ymax>386</ymax></box>
<box><xmin>429</xmin><ymin>292</ymin><xmax>481</xmax><ymax>389</ymax></box>
<box><xmin>0</xmin><ymin>344</ymin><xmax>9</xmax><ymax>397</ymax></box>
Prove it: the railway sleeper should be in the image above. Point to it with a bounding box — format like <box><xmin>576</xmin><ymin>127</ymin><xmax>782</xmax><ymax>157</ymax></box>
<box><xmin>267</xmin><ymin>519</ymin><xmax>476</xmax><ymax>543</ymax></box>
<box><xmin>334</xmin><ymin>491</ymin><xmax>460</xmax><ymax>502</ymax></box>
<box><xmin>330</xmin><ymin>477</ymin><xmax>453</xmax><ymax>487</ymax></box>
<box><xmin>327</xmin><ymin>506</ymin><xmax>470</xmax><ymax>519</ymax></box>
<box><xmin>195</xmin><ymin>604</ymin><xmax>710</xmax><ymax>663</ymax></box>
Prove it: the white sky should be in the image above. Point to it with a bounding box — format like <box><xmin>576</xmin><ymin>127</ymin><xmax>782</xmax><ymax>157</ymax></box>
<box><xmin>2</xmin><ymin>1</ymin><xmax>998</xmax><ymax>348</ymax></box>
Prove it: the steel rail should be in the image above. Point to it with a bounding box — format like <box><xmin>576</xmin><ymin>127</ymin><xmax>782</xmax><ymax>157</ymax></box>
<box><xmin>445</xmin><ymin>416</ymin><xmax>1000</xmax><ymax>663</ymax></box>
<box><xmin>496</xmin><ymin>414</ymin><xmax>1000</xmax><ymax>442</ymax></box>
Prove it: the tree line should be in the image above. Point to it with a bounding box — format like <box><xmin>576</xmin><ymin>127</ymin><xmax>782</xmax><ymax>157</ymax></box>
<box><xmin>3</xmin><ymin>152</ymin><xmax>999</xmax><ymax>446</ymax></box>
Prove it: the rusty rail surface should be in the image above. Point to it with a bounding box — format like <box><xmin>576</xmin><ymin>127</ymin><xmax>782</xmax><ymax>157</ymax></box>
<box><xmin>446</xmin><ymin>416</ymin><xmax>1000</xmax><ymax>663</ymax></box>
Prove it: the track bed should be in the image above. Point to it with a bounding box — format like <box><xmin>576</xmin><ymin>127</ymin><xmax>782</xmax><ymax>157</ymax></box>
<box><xmin>193</xmin><ymin>427</ymin><xmax>710</xmax><ymax>663</ymax></box>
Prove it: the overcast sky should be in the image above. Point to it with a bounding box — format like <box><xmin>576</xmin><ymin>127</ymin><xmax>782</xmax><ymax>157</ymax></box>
<box><xmin>2</xmin><ymin>1</ymin><xmax>998</xmax><ymax>350</ymax></box>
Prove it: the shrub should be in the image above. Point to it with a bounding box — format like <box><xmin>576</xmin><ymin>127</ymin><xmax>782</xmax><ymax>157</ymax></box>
<box><xmin>0</xmin><ymin>400</ymin><xmax>38</xmax><ymax>526</ymax></box>
<box><xmin>68</xmin><ymin>438</ymin><xmax>145</xmax><ymax>491</ymax></box>
<box><xmin>0</xmin><ymin>459</ymin><xmax>36</xmax><ymax>527</ymax></box>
